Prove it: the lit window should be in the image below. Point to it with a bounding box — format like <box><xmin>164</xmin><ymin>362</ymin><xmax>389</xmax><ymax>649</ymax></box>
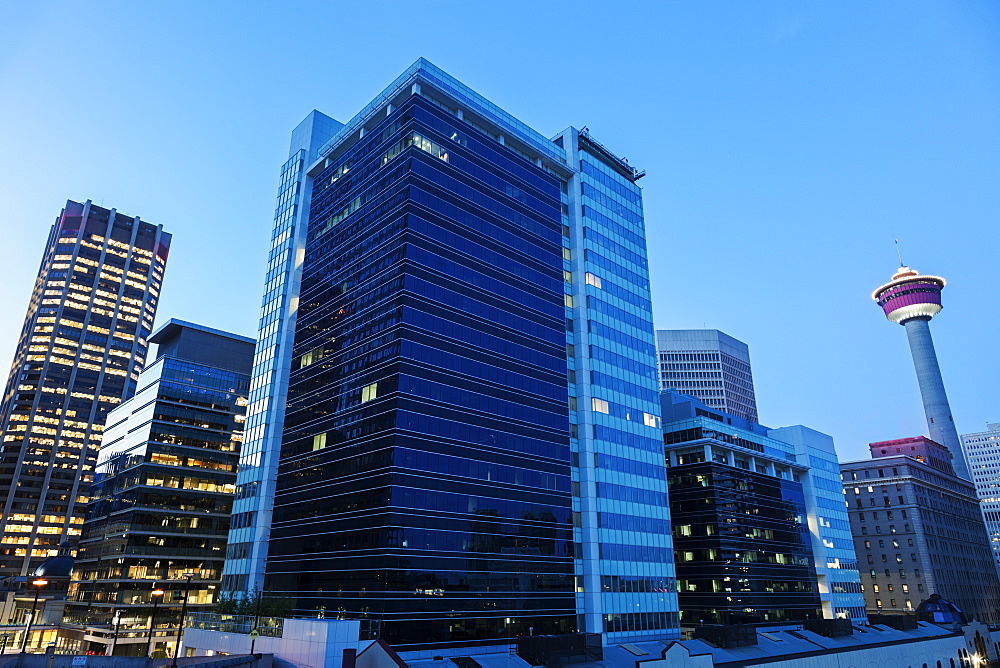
<box><xmin>564</xmin><ymin>294</ymin><xmax>573</xmax><ymax>308</ymax></box>
<box><xmin>585</xmin><ymin>272</ymin><xmax>602</xmax><ymax>289</ymax></box>
<box><xmin>643</xmin><ymin>413</ymin><xmax>659</xmax><ymax>428</ymax></box>
<box><xmin>591</xmin><ymin>398</ymin><xmax>609</xmax><ymax>414</ymax></box>
<box><xmin>300</xmin><ymin>346</ymin><xmax>324</xmax><ymax>368</ymax></box>
<box><xmin>361</xmin><ymin>383</ymin><xmax>378</xmax><ymax>403</ymax></box>
<box><xmin>312</xmin><ymin>433</ymin><xmax>327</xmax><ymax>451</ymax></box>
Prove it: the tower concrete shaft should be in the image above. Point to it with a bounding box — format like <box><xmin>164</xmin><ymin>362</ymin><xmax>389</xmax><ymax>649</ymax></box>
<box><xmin>903</xmin><ymin>317</ymin><xmax>969</xmax><ymax>479</ymax></box>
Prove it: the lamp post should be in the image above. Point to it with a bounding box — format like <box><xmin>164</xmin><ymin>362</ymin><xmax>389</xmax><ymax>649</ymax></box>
<box><xmin>170</xmin><ymin>573</ymin><xmax>194</xmax><ymax>668</ymax></box>
<box><xmin>20</xmin><ymin>578</ymin><xmax>48</xmax><ymax>653</ymax></box>
<box><xmin>145</xmin><ymin>587</ymin><xmax>164</xmax><ymax>658</ymax></box>
<box><xmin>250</xmin><ymin>590</ymin><xmax>262</xmax><ymax>655</ymax></box>
<box><xmin>108</xmin><ymin>609</ymin><xmax>122</xmax><ymax>656</ymax></box>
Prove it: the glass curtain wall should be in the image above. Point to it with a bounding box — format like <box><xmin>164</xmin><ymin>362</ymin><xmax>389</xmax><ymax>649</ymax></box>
<box><xmin>67</xmin><ymin>331</ymin><xmax>250</xmax><ymax>655</ymax></box>
<box><xmin>561</xmin><ymin>131</ymin><xmax>679</xmax><ymax>641</ymax></box>
<box><xmin>669</xmin><ymin>462</ymin><xmax>822</xmax><ymax>625</ymax></box>
<box><xmin>263</xmin><ymin>96</ymin><xmax>576</xmax><ymax>649</ymax></box>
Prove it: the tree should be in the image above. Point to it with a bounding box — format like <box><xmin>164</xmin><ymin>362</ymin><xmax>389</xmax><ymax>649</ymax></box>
<box><xmin>213</xmin><ymin>587</ymin><xmax>293</xmax><ymax>618</ymax></box>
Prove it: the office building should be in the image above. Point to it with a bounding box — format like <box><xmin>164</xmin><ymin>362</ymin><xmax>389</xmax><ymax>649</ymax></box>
<box><xmin>872</xmin><ymin>266</ymin><xmax>969</xmax><ymax>479</ymax></box>
<box><xmin>841</xmin><ymin>436</ymin><xmax>1000</xmax><ymax>623</ymax></box>
<box><xmin>3</xmin><ymin>543</ymin><xmax>76</xmax><ymax>653</ymax></box>
<box><xmin>0</xmin><ymin>200</ymin><xmax>169</xmax><ymax>598</ymax></box>
<box><xmin>655</xmin><ymin>330</ymin><xmax>757</xmax><ymax>423</ymax></box>
<box><xmin>961</xmin><ymin>422</ymin><xmax>1000</xmax><ymax>574</ymax></box>
<box><xmin>222</xmin><ymin>59</ymin><xmax>675</xmax><ymax>649</ymax></box>
<box><xmin>62</xmin><ymin>320</ymin><xmax>252</xmax><ymax>656</ymax></box>
<box><xmin>662</xmin><ymin>390</ymin><xmax>866</xmax><ymax>626</ymax></box>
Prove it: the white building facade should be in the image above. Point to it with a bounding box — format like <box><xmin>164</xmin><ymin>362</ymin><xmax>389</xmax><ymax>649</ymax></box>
<box><xmin>961</xmin><ymin>421</ymin><xmax>1000</xmax><ymax>575</ymax></box>
<box><xmin>655</xmin><ymin>330</ymin><xmax>757</xmax><ymax>423</ymax></box>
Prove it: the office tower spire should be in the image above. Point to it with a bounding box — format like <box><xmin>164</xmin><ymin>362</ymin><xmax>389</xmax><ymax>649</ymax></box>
<box><xmin>0</xmin><ymin>200</ymin><xmax>169</xmax><ymax>587</ymax></box>
<box><xmin>872</xmin><ymin>265</ymin><xmax>968</xmax><ymax>479</ymax></box>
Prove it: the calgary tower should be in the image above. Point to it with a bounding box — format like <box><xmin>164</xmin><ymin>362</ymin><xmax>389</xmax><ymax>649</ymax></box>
<box><xmin>872</xmin><ymin>265</ymin><xmax>969</xmax><ymax>479</ymax></box>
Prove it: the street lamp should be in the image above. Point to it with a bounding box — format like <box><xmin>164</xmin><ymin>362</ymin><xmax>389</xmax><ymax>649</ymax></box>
<box><xmin>145</xmin><ymin>587</ymin><xmax>164</xmax><ymax>658</ymax></box>
<box><xmin>108</xmin><ymin>609</ymin><xmax>122</xmax><ymax>656</ymax></box>
<box><xmin>170</xmin><ymin>573</ymin><xmax>195</xmax><ymax>668</ymax></box>
<box><xmin>250</xmin><ymin>590</ymin><xmax>262</xmax><ymax>655</ymax></box>
<box><xmin>20</xmin><ymin>578</ymin><xmax>48</xmax><ymax>653</ymax></box>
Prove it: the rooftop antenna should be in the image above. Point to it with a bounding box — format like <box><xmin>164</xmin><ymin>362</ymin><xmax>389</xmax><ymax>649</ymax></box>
<box><xmin>894</xmin><ymin>238</ymin><xmax>904</xmax><ymax>267</ymax></box>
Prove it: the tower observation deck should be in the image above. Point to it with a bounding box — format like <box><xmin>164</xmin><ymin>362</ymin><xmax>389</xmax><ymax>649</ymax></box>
<box><xmin>872</xmin><ymin>266</ymin><xmax>969</xmax><ymax>479</ymax></box>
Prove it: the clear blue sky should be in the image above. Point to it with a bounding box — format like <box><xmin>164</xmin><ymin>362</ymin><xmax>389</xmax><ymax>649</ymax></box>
<box><xmin>1</xmin><ymin>1</ymin><xmax>997</xmax><ymax>462</ymax></box>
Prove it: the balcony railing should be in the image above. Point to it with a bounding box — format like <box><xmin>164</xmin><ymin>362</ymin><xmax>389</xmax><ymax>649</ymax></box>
<box><xmin>186</xmin><ymin>613</ymin><xmax>283</xmax><ymax>638</ymax></box>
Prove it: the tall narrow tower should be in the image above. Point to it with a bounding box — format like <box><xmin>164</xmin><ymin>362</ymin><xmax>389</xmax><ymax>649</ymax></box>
<box><xmin>872</xmin><ymin>266</ymin><xmax>968</xmax><ymax>479</ymax></box>
<box><xmin>0</xmin><ymin>200</ymin><xmax>169</xmax><ymax>583</ymax></box>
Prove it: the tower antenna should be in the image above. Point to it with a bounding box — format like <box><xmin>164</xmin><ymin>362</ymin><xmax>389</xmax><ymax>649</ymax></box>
<box><xmin>894</xmin><ymin>238</ymin><xmax>904</xmax><ymax>267</ymax></box>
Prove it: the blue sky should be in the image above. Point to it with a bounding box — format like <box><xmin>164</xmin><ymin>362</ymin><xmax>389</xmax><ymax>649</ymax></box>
<box><xmin>0</xmin><ymin>1</ymin><xmax>997</xmax><ymax>462</ymax></box>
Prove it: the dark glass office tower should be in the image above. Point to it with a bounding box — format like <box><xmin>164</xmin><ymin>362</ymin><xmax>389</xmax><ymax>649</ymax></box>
<box><xmin>668</xmin><ymin>461</ymin><xmax>821</xmax><ymax>625</ymax></box>
<box><xmin>262</xmin><ymin>90</ymin><xmax>575</xmax><ymax>649</ymax></box>
<box><xmin>225</xmin><ymin>59</ymin><xmax>676</xmax><ymax>650</ymax></box>
<box><xmin>662</xmin><ymin>391</ymin><xmax>865</xmax><ymax>624</ymax></box>
<box><xmin>0</xmin><ymin>200</ymin><xmax>169</xmax><ymax>593</ymax></box>
<box><xmin>63</xmin><ymin>320</ymin><xmax>252</xmax><ymax>656</ymax></box>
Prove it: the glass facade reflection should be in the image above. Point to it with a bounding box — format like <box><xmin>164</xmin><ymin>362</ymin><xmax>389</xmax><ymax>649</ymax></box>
<box><xmin>663</xmin><ymin>390</ymin><xmax>866</xmax><ymax>625</ymax></box>
<box><xmin>223</xmin><ymin>111</ymin><xmax>343</xmax><ymax>595</ymax></box>
<box><xmin>557</xmin><ymin>130</ymin><xmax>677</xmax><ymax>641</ymax></box>
<box><xmin>669</xmin><ymin>462</ymin><xmax>820</xmax><ymax>625</ymax></box>
<box><xmin>66</xmin><ymin>321</ymin><xmax>253</xmax><ymax>655</ymax></box>
<box><xmin>268</xmin><ymin>95</ymin><xmax>575</xmax><ymax>648</ymax></box>
<box><xmin>224</xmin><ymin>59</ymin><xmax>677</xmax><ymax>650</ymax></box>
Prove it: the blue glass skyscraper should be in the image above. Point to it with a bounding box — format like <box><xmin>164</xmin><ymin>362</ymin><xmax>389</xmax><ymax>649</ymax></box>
<box><xmin>556</xmin><ymin>128</ymin><xmax>676</xmax><ymax>641</ymax></box>
<box><xmin>222</xmin><ymin>59</ymin><xmax>676</xmax><ymax>649</ymax></box>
